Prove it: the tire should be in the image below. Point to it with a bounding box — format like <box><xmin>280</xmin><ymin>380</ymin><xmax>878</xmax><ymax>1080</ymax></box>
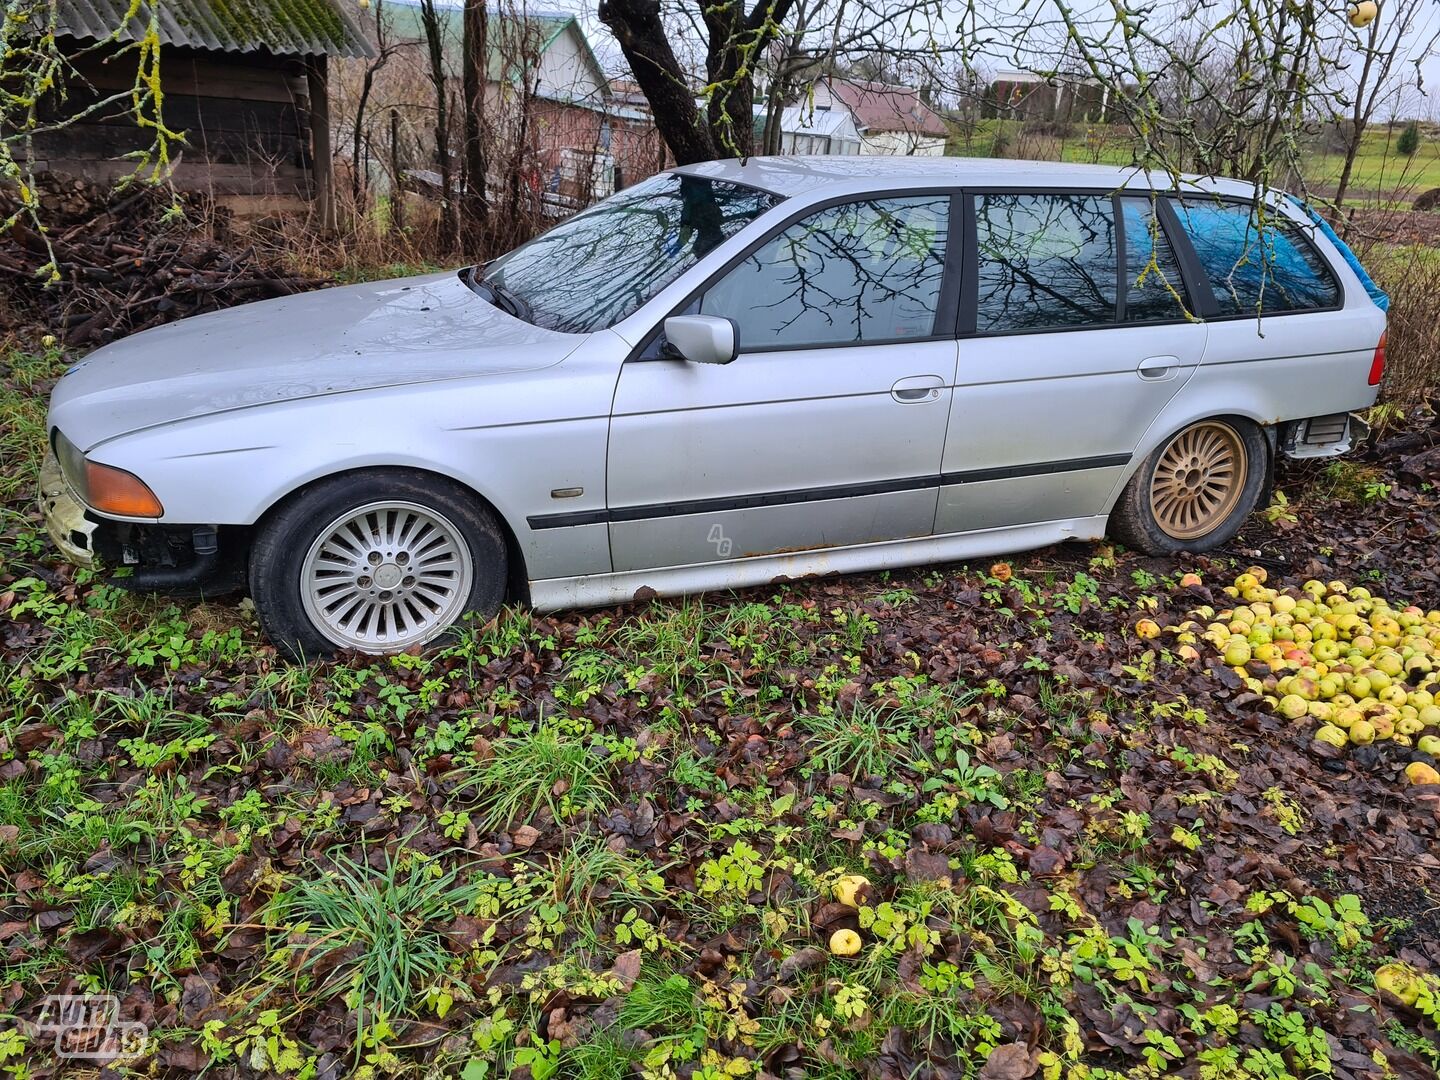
<box><xmin>249</xmin><ymin>469</ymin><xmax>507</xmax><ymax>660</ymax></box>
<box><xmin>1109</xmin><ymin>417</ymin><xmax>1269</xmax><ymax>555</ymax></box>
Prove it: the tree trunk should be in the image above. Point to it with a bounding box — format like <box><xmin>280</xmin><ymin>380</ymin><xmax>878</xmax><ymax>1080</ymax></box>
<box><xmin>601</xmin><ymin>0</ymin><xmax>799</xmax><ymax>164</ymax></box>
<box><xmin>703</xmin><ymin>0</ymin><xmax>752</xmax><ymax>158</ymax></box>
<box><xmin>1333</xmin><ymin>19</ymin><xmax>1382</xmax><ymax>224</ymax></box>
<box><xmin>418</xmin><ymin>0</ymin><xmax>458</xmax><ymax>249</ymax></box>
<box><xmin>507</xmin><ymin>73</ymin><xmax>537</xmax><ymax>229</ymax></box>
<box><xmin>598</xmin><ymin>0</ymin><xmax>716</xmax><ymax>164</ymax></box>
<box><xmin>1333</xmin><ymin>122</ymin><xmax>1363</xmax><ymax>221</ymax></box>
<box><xmin>350</xmin><ymin>0</ymin><xmax>389</xmax><ymax>209</ymax></box>
<box><xmin>389</xmin><ymin>107</ymin><xmax>405</xmax><ymax>234</ymax></box>
<box><xmin>761</xmin><ymin>89</ymin><xmax>784</xmax><ymax>155</ymax></box>
<box><xmin>461</xmin><ymin>0</ymin><xmax>489</xmax><ymax>253</ymax></box>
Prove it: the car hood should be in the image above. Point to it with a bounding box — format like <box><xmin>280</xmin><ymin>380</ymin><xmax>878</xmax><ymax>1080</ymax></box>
<box><xmin>50</xmin><ymin>271</ymin><xmax>579</xmax><ymax>450</ymax></box>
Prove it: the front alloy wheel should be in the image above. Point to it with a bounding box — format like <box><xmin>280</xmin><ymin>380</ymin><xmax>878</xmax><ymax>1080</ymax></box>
<box><xmin>1110</xmin><ymin>417</ymin><xmax>1268</xmax><ymax>555</ymax></box>
<box><xmin>251</xmin><ymin>470</ymin><xmax>507</xmax><ymax>659</ymax></box>
<box><xmin>300</xmin><ymin>501</ymin><xmax>474</xmax><ymax>652</ymax></box>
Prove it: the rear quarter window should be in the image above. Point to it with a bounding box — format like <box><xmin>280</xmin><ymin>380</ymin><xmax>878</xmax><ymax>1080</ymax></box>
<box><xmin>1168</xmin><ymin>199</ymin><xmax>1340</xmax><ymax>316</ymax></box>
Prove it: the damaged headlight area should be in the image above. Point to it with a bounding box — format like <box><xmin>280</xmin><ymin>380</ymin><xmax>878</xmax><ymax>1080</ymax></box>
<box><xmin>52</xmin><ymin>429</ymin><xmax>165</xmax><ymax>518</ymax></box>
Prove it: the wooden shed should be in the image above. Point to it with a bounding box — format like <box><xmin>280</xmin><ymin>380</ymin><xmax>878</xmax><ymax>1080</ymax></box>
<box><xmin>31</xmin><ymin>0</ymin><xmax>374</xmax><ymax>220</ymax></box>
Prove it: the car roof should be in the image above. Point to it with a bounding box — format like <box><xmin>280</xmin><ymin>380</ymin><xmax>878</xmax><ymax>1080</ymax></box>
<box><xmin>671</xmin><ymin>155</ymin><xmax>1264</xmax><ymax>200</ymax></box>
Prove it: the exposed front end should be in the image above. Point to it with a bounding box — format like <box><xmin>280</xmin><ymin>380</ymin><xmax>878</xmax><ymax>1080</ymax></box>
<box><xmin>39</xmin><ymin>435</ymin><xmax>240</xmax><ymax>594</ymax></box>
<box><xmin>38</xmin><ymin>449</ymin><xmax>97</xmax><ymax>568</ymax></box>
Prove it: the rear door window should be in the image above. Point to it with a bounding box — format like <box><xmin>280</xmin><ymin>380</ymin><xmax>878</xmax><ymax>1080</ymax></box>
<box><xmin>1168</xmin><ymin>199</ymin><xmax>1340</xmax><ymax>315</ymax></box>
<box><xmin>974</xmin><ymin>193</ymin><xmax>1117</xmax><ymax>332</ymax></box>
<box><xmin>1119</xmin><ymin>197</ymin><xmax>1189</xmax><ymax>322</ymax></box>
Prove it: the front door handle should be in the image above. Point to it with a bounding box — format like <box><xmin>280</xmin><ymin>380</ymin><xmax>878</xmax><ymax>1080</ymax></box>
<box><xmin>1137</xmin><ymin>355</ymin><xmax>1180</xmax><ymax>382</ymax></box>
<box><xmin>891</xmin><ymin>374</ymin><xmax>944</xmax><ymax>403</ymax></box>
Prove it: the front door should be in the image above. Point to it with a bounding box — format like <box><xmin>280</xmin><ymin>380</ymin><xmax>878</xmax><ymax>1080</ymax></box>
<box><xmin>608</xmin><ymin>194</ymin><xmax>959</xmax><ymax>573</ymax></box>
<box><xmin>937</xmin><ymin>192</ymin><xmax>1207</xmax><ymax>534</ymax></box>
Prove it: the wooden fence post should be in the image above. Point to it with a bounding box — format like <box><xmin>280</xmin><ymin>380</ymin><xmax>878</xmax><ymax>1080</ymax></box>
<box><xmin>307</xmin><ymin>55</ymin><xmax>335</xmax><ymax>230</ymax></box>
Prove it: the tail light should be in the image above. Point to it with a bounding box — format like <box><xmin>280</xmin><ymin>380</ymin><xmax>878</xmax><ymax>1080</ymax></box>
<box><xmin>1368</xmin><ymin>329</ymin><xmax>1386</xmax><ymax>387</ymax></box>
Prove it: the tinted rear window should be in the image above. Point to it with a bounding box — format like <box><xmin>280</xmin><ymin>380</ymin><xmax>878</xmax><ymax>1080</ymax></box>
<box><xmin>1168</xmin><ymin>199</ymin><xmax>1339</xmax><ymax>315</ymax></box>
<box><xmin>974</xmin><ymin>193</ymin><xmax>1117</xmax><ymax>332</ymax></box>
<box><xmin>1119</xmin><ymin>197</ymin><xmax>1189</xmax><ymax>322</ymax></box>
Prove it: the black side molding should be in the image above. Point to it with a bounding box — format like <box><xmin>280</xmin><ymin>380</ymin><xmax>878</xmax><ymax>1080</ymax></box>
<box><xmin>941</xmin><ymin>453</ymin><xmax>1131</xmax><ymax>486</ymax></box>
<box><xmin>526</xmin><ymin>453</ymin><xmax>1131</xmax><ymax>530</ymax></box>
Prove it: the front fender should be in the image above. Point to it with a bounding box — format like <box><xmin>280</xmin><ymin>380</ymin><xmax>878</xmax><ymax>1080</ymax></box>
<box><xmin>87</xmin><ymin>334</ymin><xmax>626</xmax><ymax>579</ymax></box>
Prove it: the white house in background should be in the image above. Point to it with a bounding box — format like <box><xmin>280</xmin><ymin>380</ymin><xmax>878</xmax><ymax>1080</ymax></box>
<box><xmin>765</xmin><ymin>101</ymin><xmax>863</xmax><ymax>155</ymax></box>
<box><xmin>384</xmin><ymin>1</ymin><xmax>666</xmax><ymax>201</ymax></box>
<box><xmin>818</xmin><ymin>78</ymin><xmax>949</xmax><ymax>156</ymax></box>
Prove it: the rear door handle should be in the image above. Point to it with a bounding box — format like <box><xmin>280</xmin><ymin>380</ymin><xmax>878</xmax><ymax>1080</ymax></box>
<box><xmin>891</xmin><ymin>374</ymin><xmax>944</xmax><ymax>403</ymax></box>
<box><xmin>1137</xmin><ymin>355</ymin><xmax>1180</xmax><ymax>381</ymax></box>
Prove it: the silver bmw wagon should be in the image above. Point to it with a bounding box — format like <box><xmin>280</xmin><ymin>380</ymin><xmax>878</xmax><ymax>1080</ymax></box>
<box><xmin>42</xmin><ymin>157</ymin><xmax>1388</xmax><ymax>657</ymax></box>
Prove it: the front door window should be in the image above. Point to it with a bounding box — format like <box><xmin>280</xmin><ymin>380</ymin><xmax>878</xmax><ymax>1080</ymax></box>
<box><xmin>700</xmin><ymin>196</ymin><xmax>950</xmax><ymax>348</ymax></box>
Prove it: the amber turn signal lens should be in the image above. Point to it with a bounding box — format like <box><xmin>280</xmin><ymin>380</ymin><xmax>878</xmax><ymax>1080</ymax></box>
<box><xmin>85</xmin><ymin>461</ymin><xmax>164</xmax><ymax>517</ymax></box>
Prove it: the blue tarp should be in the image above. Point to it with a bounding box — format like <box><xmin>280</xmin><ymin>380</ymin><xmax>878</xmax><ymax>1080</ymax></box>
<box><xmin>1288</xmin><ymin>196</ymin><xmax>1390</xmax><ymax>312</ymax></box>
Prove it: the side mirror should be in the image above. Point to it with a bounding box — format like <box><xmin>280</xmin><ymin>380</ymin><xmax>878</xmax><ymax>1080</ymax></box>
<box><xmin>663</xmin><ymin>315</ymin><xmax>738</xmax><ymax>365</ymax></box>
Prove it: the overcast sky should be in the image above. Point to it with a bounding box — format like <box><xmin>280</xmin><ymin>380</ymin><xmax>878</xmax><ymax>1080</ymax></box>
<box><xmin>392</xmin><ymin>0</ymin><xmax>1440</xmax><ymax>119</ymax></box>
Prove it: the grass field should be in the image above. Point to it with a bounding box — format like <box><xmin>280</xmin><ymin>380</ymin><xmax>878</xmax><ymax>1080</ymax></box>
<box><xmin>946</xmin><ymin>119</ymin><xmax>1440</xmax><ymax>202</ymax></box>
<box><xmin>4</xmin><ymin>333</ymin><xmax>1440</xmax><ymax>1078</ymax></box>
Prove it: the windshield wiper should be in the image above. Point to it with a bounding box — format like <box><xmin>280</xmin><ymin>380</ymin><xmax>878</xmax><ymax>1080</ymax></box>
<box><xmin>464</xmin><ymin>265</ymin><xmax>533</xmax><ymax>323</ymax></box>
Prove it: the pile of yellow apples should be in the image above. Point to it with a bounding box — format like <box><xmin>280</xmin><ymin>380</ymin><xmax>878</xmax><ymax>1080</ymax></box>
<box><xmin>1142</xmin><ymin>568</ymin><xmax>1440</xmax><ymax>782</ymax></box>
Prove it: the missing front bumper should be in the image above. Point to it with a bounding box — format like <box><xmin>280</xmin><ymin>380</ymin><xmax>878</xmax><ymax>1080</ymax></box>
<box><xmin>39</xmin><ymin>452</ymin><xmax>239</xmax><ymax>593</ymax></box>
<box><xmin>38</xmin><ymin>451</ymin><xmax>97</xmax><ymax>567</ymax></box>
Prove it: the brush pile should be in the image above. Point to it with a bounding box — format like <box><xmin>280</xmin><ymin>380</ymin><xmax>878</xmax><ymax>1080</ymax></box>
<box><xmin>0</xmin><ymin>173</ymin><xmax>328</xmax><ymax>345</ymax></box>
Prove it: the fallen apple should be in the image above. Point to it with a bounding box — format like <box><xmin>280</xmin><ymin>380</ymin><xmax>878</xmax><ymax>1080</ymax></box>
<box><xmin>1376</xmin><ymin>962</ymin><xmax>1422</xmax><ymax>1006</ymax></box>
<box><xmin>1405</xmin><ymin>761</ymin><xmax>1440</xmax><ymax>786</ymax></box>
<box><xmin>829</xmin><ymin>928</ymin><xmax>862</xmax><ymax>956</ymax></box>
<box><xmin>833</xmin><ymin>874</ymin><xmax>870</xmax><ymax>909</ymax></box>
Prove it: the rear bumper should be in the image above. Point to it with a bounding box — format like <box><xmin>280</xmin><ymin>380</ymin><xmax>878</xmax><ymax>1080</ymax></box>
<box><xmin>1279</xmin><ymin>412</ymin><xmax>1369</xmax><ymax>460</ymax></box>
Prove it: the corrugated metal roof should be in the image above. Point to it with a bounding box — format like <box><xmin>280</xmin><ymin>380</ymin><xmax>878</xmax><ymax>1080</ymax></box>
<box><xmin>54</xmin><ymin>0</ymin><xmax>376</xmax><ymax>59</ymax></box>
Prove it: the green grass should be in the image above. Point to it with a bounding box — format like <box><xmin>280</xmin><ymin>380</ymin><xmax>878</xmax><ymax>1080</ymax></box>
<box><xmin>1302</xmin><ymin>123</ymin><xmax>1440</xmax><ymax>197</ymax></box>
<box><xmin>545</xmin><ymin>830</ymin><xmax>665</xmax><ymax>931</ymax></box>
<box><xmin>461</xmin><ymin>717</ymin><xmax>616</xmax><ymax>828</ymax></box>
<box><xmin>0</xmin><ymin>343</ymin><xmax>63</xmax><ymax>502</ymax></box>
<box><xmin>5</xmin><ymin>334</ymin><xmax>1440</xmax><ymax>1075</ymax></box>
<box><xmin>271</xmin><ymin>849</ymin><xmax>480</xmax><ymax>1030</ymax></box>
<box><xmin>562</xmin><ymin>1030</ymin><xmax>644</xmax><ymax>1079</ymax></box>
<box><xmin>797</xmin><ymin>700</ymin><xmax>919</xmax><ymax>779</ymax></box>
<box><xmin>944</xmin><ymin>117</ymin><xmax>1440</xmax><ymax>202</ymax></box>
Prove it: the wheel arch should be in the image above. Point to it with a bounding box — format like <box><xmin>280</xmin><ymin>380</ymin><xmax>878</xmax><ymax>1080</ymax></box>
<box><xmin>250</xmin><ymin>464</ymin><xmax>531</xmax><ymax>603</ymax></box>
<box><xmin>1103</xmin><ymin>409</ymin><xmax>1276</xmax><ymax>517</ymax></box>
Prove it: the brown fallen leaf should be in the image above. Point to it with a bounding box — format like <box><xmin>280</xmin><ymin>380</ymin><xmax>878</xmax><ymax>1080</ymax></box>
<box><xmin>979</xmin><ymin>1041</ymin><xmax>1038</xmax><ymax>1079</ymax></box>
<box><xmin>776</xmin><ymin>946</ymin><xmax>826</xmax><ymax>983</ymax></box>
<box><xmin>608</xmin><ymin>949</ymin><xmax>642</xmax><ymax>991</ymax></box>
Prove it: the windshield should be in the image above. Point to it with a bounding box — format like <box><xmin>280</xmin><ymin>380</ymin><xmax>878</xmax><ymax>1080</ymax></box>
<box><xmin>478</xmin><ymin>173</ymin><xmax>782</xmax><ymax>334</ymax></box>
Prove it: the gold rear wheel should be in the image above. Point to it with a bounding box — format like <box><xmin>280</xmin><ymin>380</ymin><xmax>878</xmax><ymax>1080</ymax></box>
<box><xmin>1147</xmin><ymin>421</ymin><xmax>1248</xmax><ymax>541</ymax></box>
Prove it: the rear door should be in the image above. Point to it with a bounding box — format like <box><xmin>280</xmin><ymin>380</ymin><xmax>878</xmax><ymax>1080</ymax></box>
<box><xmin>935</xmin><ymin>192</ymin><xmax>1207</xmax><ymax>535</ymax></box>
<box><xmin>607</xmin><ymin>193</ymin><xmax>960</xmax><ymax>572</ymax></box>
